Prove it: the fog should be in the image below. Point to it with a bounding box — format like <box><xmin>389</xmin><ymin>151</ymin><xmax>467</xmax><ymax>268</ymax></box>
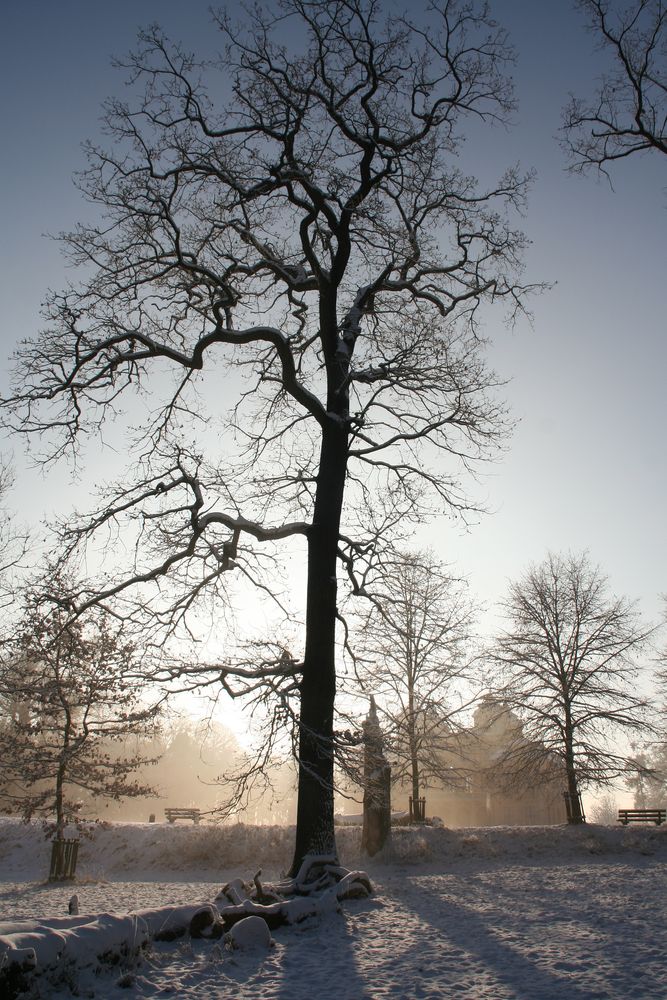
<box><xmin>82</xmin><ymin>714</ymin><xmax>602</xmax><ymax>829</ymax></box>
<box><xmin>86</xmin><ymin>721</ymin><xmax>298</xmax><ymax>827</ymax></box>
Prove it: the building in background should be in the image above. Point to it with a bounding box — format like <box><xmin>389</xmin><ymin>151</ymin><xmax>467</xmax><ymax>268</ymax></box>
<box><xmin>397</xmin><ymin>699</ymin><xmax>566</xmax><ymax>827</ymax></box>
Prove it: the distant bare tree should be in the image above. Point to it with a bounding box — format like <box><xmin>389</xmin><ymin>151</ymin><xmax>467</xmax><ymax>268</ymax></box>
<box><xmin>589</xmin><ymin>792</ymin><xmax>619</xmax><ymax>824</ymax></box>
<box><xmin>0</xmin><ymin>578</ymin><xmax>162</xmax><ymax>833</ymax></box>
<box><xmin>353</xmin><ymin>550</ymin><xmax>477</xmax><ymax>811</ymax></box>
<box><xmin>625</xmin><ymin>751</ymin><xmax>664</xmax><ymax>805</ymax></box>
<box><xmin>3</xmin><ymin>1</ymin><xmax>535</xmax><ymax>874</ymax></box>
<box><xmin>490</xmin><ymin>552</ymin><xmax>655</xmax><ymax>823</ymax></box>
<box><xmin>562</xmin><ymin>0</ymin><xmax>667</xmax><ymax>178</ymax></box>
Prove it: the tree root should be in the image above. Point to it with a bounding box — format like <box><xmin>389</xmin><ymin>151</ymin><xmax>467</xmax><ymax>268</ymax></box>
<box><xmin>196</xmin><ymin>857</ymin><xmax>372</xmax><ymax>937</ymax></box>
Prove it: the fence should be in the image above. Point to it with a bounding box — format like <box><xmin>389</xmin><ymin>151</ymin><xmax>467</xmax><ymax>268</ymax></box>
<box><xmin>563</xmin><ymin>790</ymin><xmax>586</xmax><ymax>824</ymax></box>
<box><xmin>49</xmin><ymin>838</ymin><xmax>79</xmax><ymax>880</ymax></box>
<box><xmin>409</xmin><ymin>796</ymin><xmax>426</xmax><ymax>822</ymax></box>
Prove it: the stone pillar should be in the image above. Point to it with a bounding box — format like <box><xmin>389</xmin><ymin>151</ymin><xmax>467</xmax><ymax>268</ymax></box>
<box><xmin>361</xmin><ymin>696</ymin><xmax>391</xmax><ymax>856</ymax></box>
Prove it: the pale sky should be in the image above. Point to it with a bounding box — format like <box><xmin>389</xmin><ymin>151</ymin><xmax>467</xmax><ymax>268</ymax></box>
<box><xmin>0</xmin><ymin>0</ymin><xmax>665</xmax><ymax>653</ymax></box>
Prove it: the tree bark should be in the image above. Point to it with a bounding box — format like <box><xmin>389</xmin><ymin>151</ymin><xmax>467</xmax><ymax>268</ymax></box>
<box><xmin>564</xmin><ymin>729</ymin><xmax>584</xmax><ymax>824</ymax></box>
<box><xmin>289</xmin><ymin>426</ymin><xmax>347</xmax><ymax>875</ymax></box>
<box><xmin>55</xmin><ymin>707</ymin><xmax>72</xmax><ymax>838</ymax></box>
<box><xmin>409</xmin><ymin>690</ymin><xmax>420</xmax><ymax>808</ymax></box>
<box><xmin>55</xmin><ymin>759</ymin><xmax>67</xmax><ymax>837</ymax></box>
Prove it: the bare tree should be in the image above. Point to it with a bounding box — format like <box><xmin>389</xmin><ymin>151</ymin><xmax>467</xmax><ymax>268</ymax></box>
<box><xmin>490</xmin><ymin>552</ymin><xmax>655</xmax><ymax>823</ymax></box>
<box><xmin>352</xmin><ymin>550</ymin><xmax>477</xmax><ymax>812</ymax></box>
<box><xmin>562</xmin><ymin>0</ymin><xmax>667</xmax><ymax>178</ymax></box>
<box><xmin>625</xmin><ymin>751</ymin><xmax>664</xmax><ymax>805</ymax></box>
<box><xmin>3</xmin><ymin>1</ymin><xmax>535</xmax><ymax>873</ymax></box>
<box><xmin>0</xmin><ymin>579</ymin><xmax>162</xmax><ymax>833</ymax></box>
<box><xmin>589</xmin><ymin>791</ymin><xmax>619</xmax><ymax>823</ymax></box>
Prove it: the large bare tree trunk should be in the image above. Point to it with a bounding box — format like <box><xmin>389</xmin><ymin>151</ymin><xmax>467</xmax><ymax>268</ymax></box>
<box><xmin>565</xmin><ymin>733</ymin><xmax>584</xmax><ymax>824</ymax></box>
<box><xmin>408</xmin><ymin>690</ymin><xmax>420</xmax><ymax>808</ymax></box>
<box><xmin>566</xmin><ymin>770</ymin><xmax>584</xmax><ymax>824</ymax></box>
<box><xmin>290</xmin><ymin>428</ymin><xmax>347</xmax><ymax>874</ymax></box>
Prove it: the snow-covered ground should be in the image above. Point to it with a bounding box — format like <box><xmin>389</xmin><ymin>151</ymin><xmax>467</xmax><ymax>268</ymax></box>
<box><xmin>1</xmin><ymin>816</ymin><xmax>666</xmax><ymax>998</ymax></box>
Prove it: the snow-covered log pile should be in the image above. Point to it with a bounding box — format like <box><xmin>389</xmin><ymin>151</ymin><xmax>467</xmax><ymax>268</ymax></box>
<box><xmin>0</xmin><ymin>857</ymin><xmax>371</xmax><ymax>997</ymax></box>
<box><xmin>212</xmin><ymin>858</ymin><xmax>371</xmax><ymax>932</ymax></box>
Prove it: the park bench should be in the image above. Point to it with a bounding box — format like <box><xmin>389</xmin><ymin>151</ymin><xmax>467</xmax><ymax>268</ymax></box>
<box><xmin>618</xmin><ymin>808</ymin><xmax>666</xmax><ymax>826</ymax></box>
<box><xmin>164</xmin><ymin>807</ymin><xmax>201</xmax><ymax>824</ymax></box>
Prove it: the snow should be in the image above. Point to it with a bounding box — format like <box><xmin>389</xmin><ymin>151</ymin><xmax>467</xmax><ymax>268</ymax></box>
<box><xmin>227</xmin><ymin>915</ymin><xmax>273</xmax><ymax>950</ymax></box>
<box><xmin>1</xmin><ymin>816</ymin><xmax>667</xmax><ymax>998</ymax></box>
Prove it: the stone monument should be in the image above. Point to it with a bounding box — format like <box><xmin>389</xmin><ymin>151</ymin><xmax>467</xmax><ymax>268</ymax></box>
<box><xmin>361</xmin><ymin>696</ymin><xmax>391</xmax><ymax>855</ymax></box>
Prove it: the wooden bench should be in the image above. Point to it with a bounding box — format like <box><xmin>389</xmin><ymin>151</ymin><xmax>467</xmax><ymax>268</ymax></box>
<box><xmin>165</xmin><ymin>807</ymin><xmax>201</xmax><ymax>824</ymax></box>
<box><xmin>618</xmin><ymin>808</ymin><xmax>666</xmax><ymax>826</ymax></box>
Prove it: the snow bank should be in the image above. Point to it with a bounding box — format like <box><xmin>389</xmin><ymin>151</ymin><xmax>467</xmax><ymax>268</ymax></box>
<box><xmin>383</xmin><ymin>819</ymin><xmax>667</xmax><ymax>864</ymax></box>
<box><xmin>2</xmin><ymin>815</ymin><xmax>666</xmax><ymax>885</ymax></box>
<box><xmin>0</xmin><ymin>911</ymin><xmax>150</xmax><ymax>997</ymax></box>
